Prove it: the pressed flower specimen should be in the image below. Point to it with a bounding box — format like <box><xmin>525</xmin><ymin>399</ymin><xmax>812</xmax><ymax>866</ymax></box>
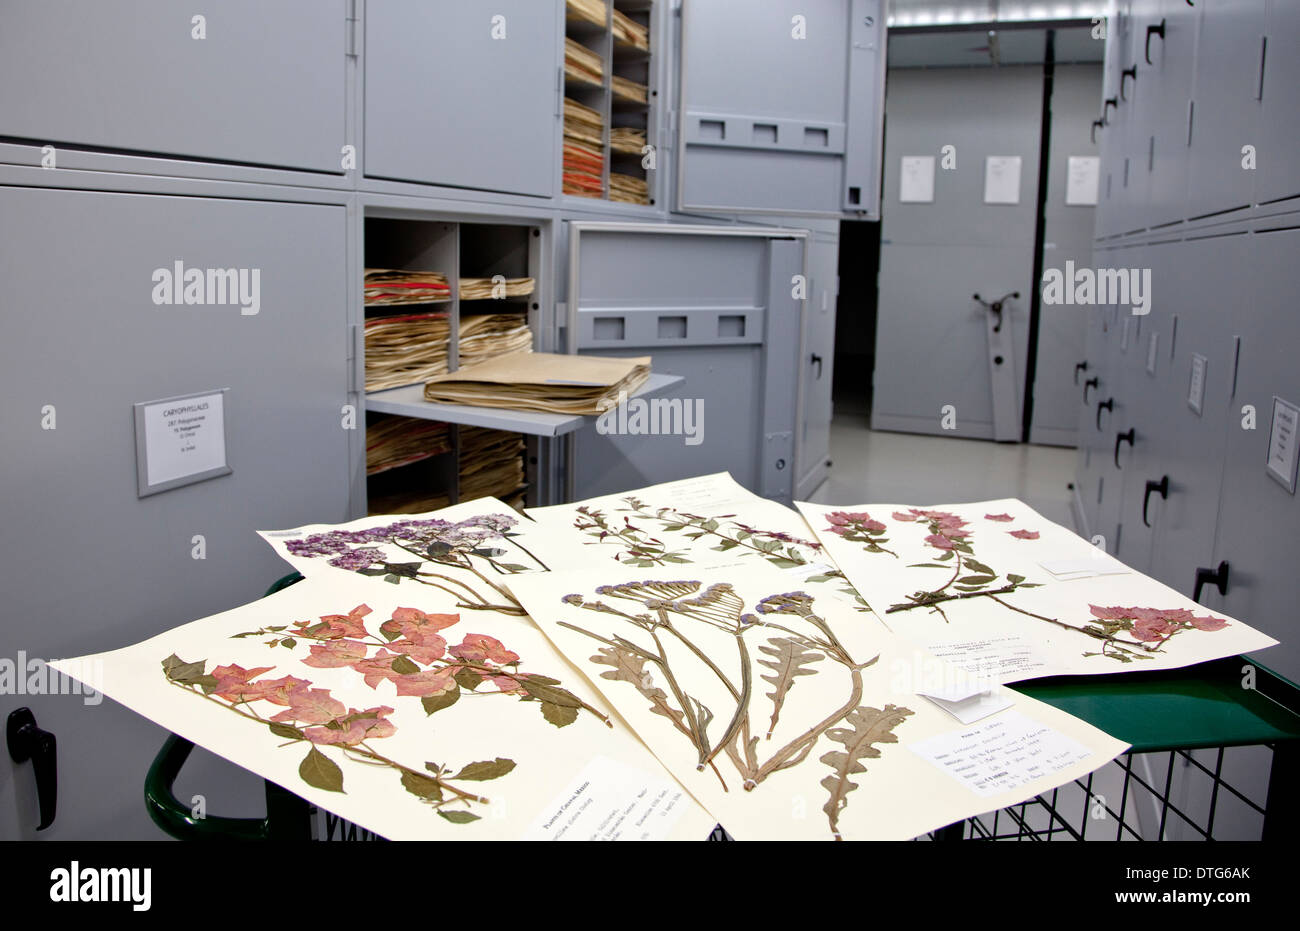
<box><xmin>285</xmin><ymin>514</ymin><xmax>547</xmax><ymax>616</ymax></box>
<box><xmin>869</xmin><ymin>511</ymin><xmax>1229</xmax><ymax>663</ymax></box>
<box><xmin>823</xmin><ymin>511</ymin><xmax>897</xmax><ymax>557</ymax></box>
<box><xmin>557</xmin><ymin>581</ymin><xmax>912</xmax><ymax>840</ymax></box>
<box><xmin>164</xmin><ymin>603</ymin><xmax>607</xmax><ymax>826</ymax></box>
<box><xmin>574</xmin><ymin>498</ymin><xmax>870</xmax><ymax>610</ymax></box>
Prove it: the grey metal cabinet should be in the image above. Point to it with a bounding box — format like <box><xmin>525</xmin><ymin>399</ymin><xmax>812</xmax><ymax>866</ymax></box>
<box><xmin>798</xmin><ymin>228</ymin><xmax>839</xmax><ymax>498</ymax></box>
<box><xmin>1208</xmin><ymin>226</ymin><xmax>1300</xmax><ymax>681</ymax></box>
<box><xmin>1258</xmin><ymin>0</ymin><xmax>1300</xmax><ymax>205</ymax></box>
<box><xmin>0</xmin><ymin>1</ymin><xmax>347</xmax><ymax>174</ymax></box>
<box><xmin>0</xmin><ymin>185</ymin><xmax>353</xmax><ymax>838</ymax></box>
<box><xmin>1143</xmin><ymin>234</ymin><xmax>1243</xmax><ymax>595</ymax></box>
<box><xmin>564</xmin><ymin>222</ymin><xmax>805</xmax><ymax>503</ymax></box>
<box><xmin>364</xmin><ymin>0</ymin><xmax>560</xmax><ymax>197</ymax></box>
<box><xmin>674</xmin><ymin>0</ymin><xmax>884</xmax><ymax>218</ymax></box>
<box><xmin>1142</xmin><ymin>0</ymin><xmax>1198</xmax><ymax>228</ymax></box>
<box><xmin>1186</xmin><ymin>0</ymin><xmax>1265</xmax><ymax>219</ymax></box>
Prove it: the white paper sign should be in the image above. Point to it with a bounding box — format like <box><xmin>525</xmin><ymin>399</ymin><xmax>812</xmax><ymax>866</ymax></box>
<box><xmin>1066</xmin><ymin>155</ymin><xmax>1101</xmax><ymax>205</ymax></box>
<box><xmin>984</xmin><ymin>155</ymin><xmax>1022</xmax><ymax>204</ymax></box>
<box><xmin>899</xmin><ymin>155</ymin><xmax>936</xmax><ymax>203</ymax></box>
<box><xmin>909</xmin><ymin>711</ymin><xmax>1095</xmax><ymax>797</ymax></box>
<box><xmin>134</xmin><ymin>390</ymin><xmax>230</xmax><ymax>495</ymax></box>
<box><xmin>1267</xmin><ymin>396</ymin><xmax>1300</xmax><ymax>493</ymax></box>
<box><xmin>924</xmin><ymin>635</ymin><xmax>1058</xmax><ymax>682</ymax></box>
<box><xmin>522</xmin><ymin>755</ymin><xmax>690</xmax><ymax>841</ymax></box>
<box><xmin>1188</xmin><ymin>353</ymin><xmax>1207</xmax><ymax>415</ymax></box>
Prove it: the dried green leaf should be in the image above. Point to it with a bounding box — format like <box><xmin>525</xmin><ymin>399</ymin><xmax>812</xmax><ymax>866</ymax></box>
<box><xmin>422</xmin><ymin>685</ymin><xmax>460</xmax><ymax>715</ymax></box>
<box><xmin>438</xmin><ymin>810</ymin><xmax>480</xmax><ymax>825</ymax></box>
<box><xmin>299</xmin><ymin>746</ymin><xmax>344</xmax><ymax>793</ymax></box>
<box><xmin>268</xmin><ymin>722</ymin><xmax>304</xmax><ymax>740</ymax></box>
<box><xmin>454</xmin><ymin>668</ymin><xmax>483</xmax><ymax>691</ymax></box>
<box><xmin>391</xmin><ymin>655</ymin><xmax>421</xmax><ymax>675</ymax></box>
<box><xmin>401</xmin><ymin>770</ymin><xmax>443</xmax><ymax>801</ymax></box>
<box><xmin>454</xmin><ymin>758</ymin><xmax>517</xmax><ymax>781</ymax></box>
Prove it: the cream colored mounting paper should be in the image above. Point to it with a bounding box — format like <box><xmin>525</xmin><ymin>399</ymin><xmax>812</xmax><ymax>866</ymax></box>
<box><xmin>796</xmin><ymin>498</ymin><xmax>1278</xmax><ymax>683</ymax></box>
<box><xmin>508</xmin><ymin>563</ymin><xmax>1128</xmax><ymax>841</ymax></box>
<box><xmin>422</xmin><ymin>351</ymin><xmax>651</xmax><ymax>416</ymax></box>
<box><xmin>259</xmin><ymin>497</ymin><xmax>558</xmax><ymax>619</ymax></box>
<box><xmin>50</xmin><ymin>576</ymin><xmax>715</xmax><ymax>841</ymax></box>
<box><xmin>525</xmin><ymin>472</ymin><xmax>869</xmax><ymax>609</ymax></box>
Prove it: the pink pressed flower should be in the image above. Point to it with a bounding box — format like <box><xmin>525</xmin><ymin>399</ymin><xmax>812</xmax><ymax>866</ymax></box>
<box><xmin>1191</xmin><ymin>614</ymin><xmax>1228</xmax><ymax>631</ymax></box>
<box><xmin>350</xmin><ymin>650</ymin><xmax>409</xmax><ymax>689</ymax></box>
<box><xmin>924</xmin><ymin>534</ymin><xmax>955</xmax><ymax>550</ymax></box>
<box><xmin>934</xmin><ymin>515</ymin><xmax>968</xmax><ymax>530</ymax></box>
<box><xmin>241</xmin><ymin>674</ymin><xmax>312</xmax><ymax>706</ymax></box>
<box><xmin>1132</xmin><ymin>616</ymin><xmax>1174</xmax><ymax>642</ymax></box>
<box><xmin>302</xmin><ymin>639</ymin><xmax>369</xmax><ymax>668</ymax></box>
<box><xmin>1009</xmin><ymin>529</ymin><xmax>1040</xmax><ymax>540</ymax></box>
<box><xmin>1089</xmin><ymin>605</ymin><xmax>1134</xmax><ymax>621</ymax></box>
<box><xmin>892</xmin><ymin>511</ymin><xmax>916</xmax><ymax>522</ymax></box>
<box><xmin>269</xmin><ymin>687</ymin><xmax>347</xmax><ymax>725</ymax></box>
<box><xmin>985</xmin><ymin>513</ymin><xmax>1015</xmax><ymax>522</ymax></box>
<box><xmin>828</xmin><ymin>525</ymin><xmax>848</xmax><ymax>536</ymax></box>
<box><xmin>315</xmin><ymin>604</ymin><xmax>373</xmax><ymax>640</ymax></box>
<box><xmin>862</xmin><ymin>519</ymin><xmax>887</xmax><ymax>533</ymax></box>
<box><xmin>943</xmin><ymin>528</ymin><xmax>971</xmax><ymax>539</ymax></box>
<box><xmin>392</xmin><ymin>668</ymin><xmax>456</xmax><ymax>698</ymax></box>
<box><xmin>210</xmin><ymin>663</ymin><xmax>275</xmax><ymax>702</ymax></box>
<box><xmin>449</xmin><ymin>633</ymin><xmax>521</xmax><ymax>666</ymax></box>
<box><xmin>826</xmin><ymin>512</ymin><xmax>851</xmax><ymax>526</ymax></box>
<box><xmin>305</xmin><ymin>706</ymin><xmax>396</xmax><ymax>746</ymax></box>
<box><xmin>379</xmin><ymin>607</ymin><xmax>459</xmax><ymax>641</ymax></box>
<box><xmin>386</xmin><ymin>635</ymin><xmax>447</xmax><ymax>666</ymax></box>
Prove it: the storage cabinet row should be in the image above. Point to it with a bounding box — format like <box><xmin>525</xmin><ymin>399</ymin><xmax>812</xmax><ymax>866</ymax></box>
<box><xmin>0</xmin><ymin>0</ymin><xmax>884</xmax><ymax>221</ymax></box>
<box><xmin>1093</xmin><ymin>0</ymin><xmax>1300</xmax><ymax>238</ymax></box>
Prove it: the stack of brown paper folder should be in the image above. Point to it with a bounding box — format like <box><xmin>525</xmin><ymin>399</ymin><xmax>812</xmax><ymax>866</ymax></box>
<box><xmin>459</xmin><ymin>426</ymin><xmax>527</xmax><ymax>506</ymax></box>
<box><xmin>422</xmin><ymin>351</ymin><xmax>651</xmax><ymax>416</ymax></box>
<box><xmin>459</xmin><ymin>314</ymin><xmax>534</xmax><ymax>366</ymax></box>
<box><xmin>366</xmin><ymin>416</ymin><xmax>451</xmax><ymax>476</ymax></box>
<box><xmin>612</xmin><ymin>75</ymin><xmax>648</xmax><ymax>103</ymax></box>
<box><xmin>367</xmin><ymin>489</ymin><xmax>451</xmax><ymax>516</ymax></box>
<box><xmin>459</xmin><ymin>277</ymin><xmax>536</xmax><ymax>300</ymax></box>
<box><xmin>364</xmin><ymin>269</ymin><xmax>451</xmax><ymax>306</ymax></box>
<box><xmin>609</xmin><ymin>172</ymin><xmax>650</xmax><ymax>204</ymax></box>
<box><xmin>565</xmin><ymin>37</ymin><xmax>605</xmax><ymax>86</ymax></box>
<box><xmin>566</xmin><ymin>0</ymin><xmax>606</xmax><ymax>29</ymax></box>
<box><xmin>364</xmin><ymin>312</ymin><xmax>451</xmax><ymax>391</ymax></box>
<box><xmin>612</xmin><ymin>9</ymin><xmax>649</xmax><ymax>50</ymax></box>
<box><xmin>610</xmin><ymin>126</ymin><xmax>646</xmax><ymax>155</ymax></box>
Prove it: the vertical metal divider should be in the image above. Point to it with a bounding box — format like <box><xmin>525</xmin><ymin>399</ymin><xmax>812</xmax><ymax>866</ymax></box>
<box><xmin>1022</xmin><ymin>28</ymin><xmax>1057</xmax><ymax>443</ymax></box>
<box><xmin>449</xmin><ymin>222</ymin><xmax>461</xmax><ymax>505</ymax></box>
<box><xmin>602</xmin><ymin>2</ymin><xmax>614</xmax><ymax>201</ymax></box>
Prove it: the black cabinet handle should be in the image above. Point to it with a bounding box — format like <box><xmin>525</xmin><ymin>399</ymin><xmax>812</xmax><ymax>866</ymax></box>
<box><xmin>1142</xmin><ymin>475</ymin><xmax>1169</xmax><ymax>527</ymax></box>
<box><xmin>1146</xmin><ymin>19</ymin><xmax>1166</xmax><ymax>65</ymax></box>
<box><xmin>1193</xmin><ymin>561</ymin><xmax>1230</xmax><ymax>603</ymax></box>
<box><xmin>810</xmin><ymin>353</ymin><xmax>823</xmax><ymax>379</ymax></box>
<box><xmin>1121</xmin><ymin>66</ymin><xmax>1137</xmax><ymax>100</ymax></box>
<box><xmin>1096</xmin><ymin>397</ymin><xmax>1114</xmax><ymax>431</ymax></box>
<box><xmin>1091</xmin><ymin>118</ymin><xmax>1104</xmax><ymax>144</ymax></box>
<box><xmin>1083</xmin><ymin>377</ymin><xmax>1099</xmax><ymax>404</ymax></box>
<box><xmin>1074</xmin><ymin>361</ymin><xmax>1089</xmax><ymax>384</ymax></box>
<box><xmin>7</xmin><ymin>708</ymin><xmax>57</xmax><ymax>830</ymax></box>
<box><xmin>1103</xmin><ymin>97</ymin><xmax>1118</xmax><ymax>122</ymax></box>
<box><xmin>1114</xmin><ymin>428</ymin><xmax>1135</xmax><ymax>468</ymax></box>
<box><xmin>973</xmin><ymin>291</ymin><xmax>1019</xmax><ymax>334</ymax></box>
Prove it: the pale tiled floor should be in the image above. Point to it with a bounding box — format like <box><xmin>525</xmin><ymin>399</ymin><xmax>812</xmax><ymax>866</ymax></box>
<box><xmin>808</xmin><ymin>409</ymin><xmax>1079</xmax><ymax>531</ymax></box>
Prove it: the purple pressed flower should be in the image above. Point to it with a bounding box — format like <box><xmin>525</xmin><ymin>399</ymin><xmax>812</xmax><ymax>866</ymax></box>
<box><xmin>327</xmin><ymin>547</ymin><xmax>385</xmax><ymax>571</ymax></box>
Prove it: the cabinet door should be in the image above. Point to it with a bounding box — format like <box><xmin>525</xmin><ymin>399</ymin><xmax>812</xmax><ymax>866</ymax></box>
<box><xmin>1144</xmin><ymin>235</ymin><xmax>1241</xmax><ymax>594</ymax></box>
<box><xmin>0</xmin><ymin>0</ymin><xmax>346</xmax><ymax>173</ymax></box>
<box><xmin>567</xmin><ymin>224</ymin><xmax>804</xmax><ymax>503</ymax></box>
<box><xmin>1209</xmin><ymin>227</ymin><xmax>1300</xmax><ymax>681</ymax></box>
<box><xmin>0</xmin><ymin>187</ymin><xmax>352</xmax><ymax>839</ymax></box>
<box><xmin>1187</xmin><ymin>0</ymin><xmax>1266</xmax><ymax>219</ymax></box>
<box><xmin>1142</xmin><ymin>0</ymin><xmax>1199</xmax><ymax>227</ymax></box>
<box><xmin>1258</xmin><ymin>0</ymin><xmax>1300</xmax><ymax>204</ymax></box>
<box><xmin>796</xmin><ymin>229</ymin><xmax>838</xmax><ymax>499</ymax></box>
<box><xmin>675</xmin><ymin>0</ymin><xmax>884</xmax><ymax>218</ymax></box>
<box><xmin>365</xmin><ymin>0</ymin><xmax>560</xmax><ymax>196</ymax></box>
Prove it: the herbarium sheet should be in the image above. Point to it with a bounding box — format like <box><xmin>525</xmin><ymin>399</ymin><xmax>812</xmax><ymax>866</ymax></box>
<box><xmin>508</xmin><ymin>562</ymin><xmax>1129</xmax><ymax>841</ymax></box>
<box><xmin>796</xmin><ymin>497</ymin><xmax>1277</xmax><ymax>682</ymax></box>
<box><xmin>52</xmin><ymin>574</ymin><xmax>715</xmax><ymax>840</ymax></box>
